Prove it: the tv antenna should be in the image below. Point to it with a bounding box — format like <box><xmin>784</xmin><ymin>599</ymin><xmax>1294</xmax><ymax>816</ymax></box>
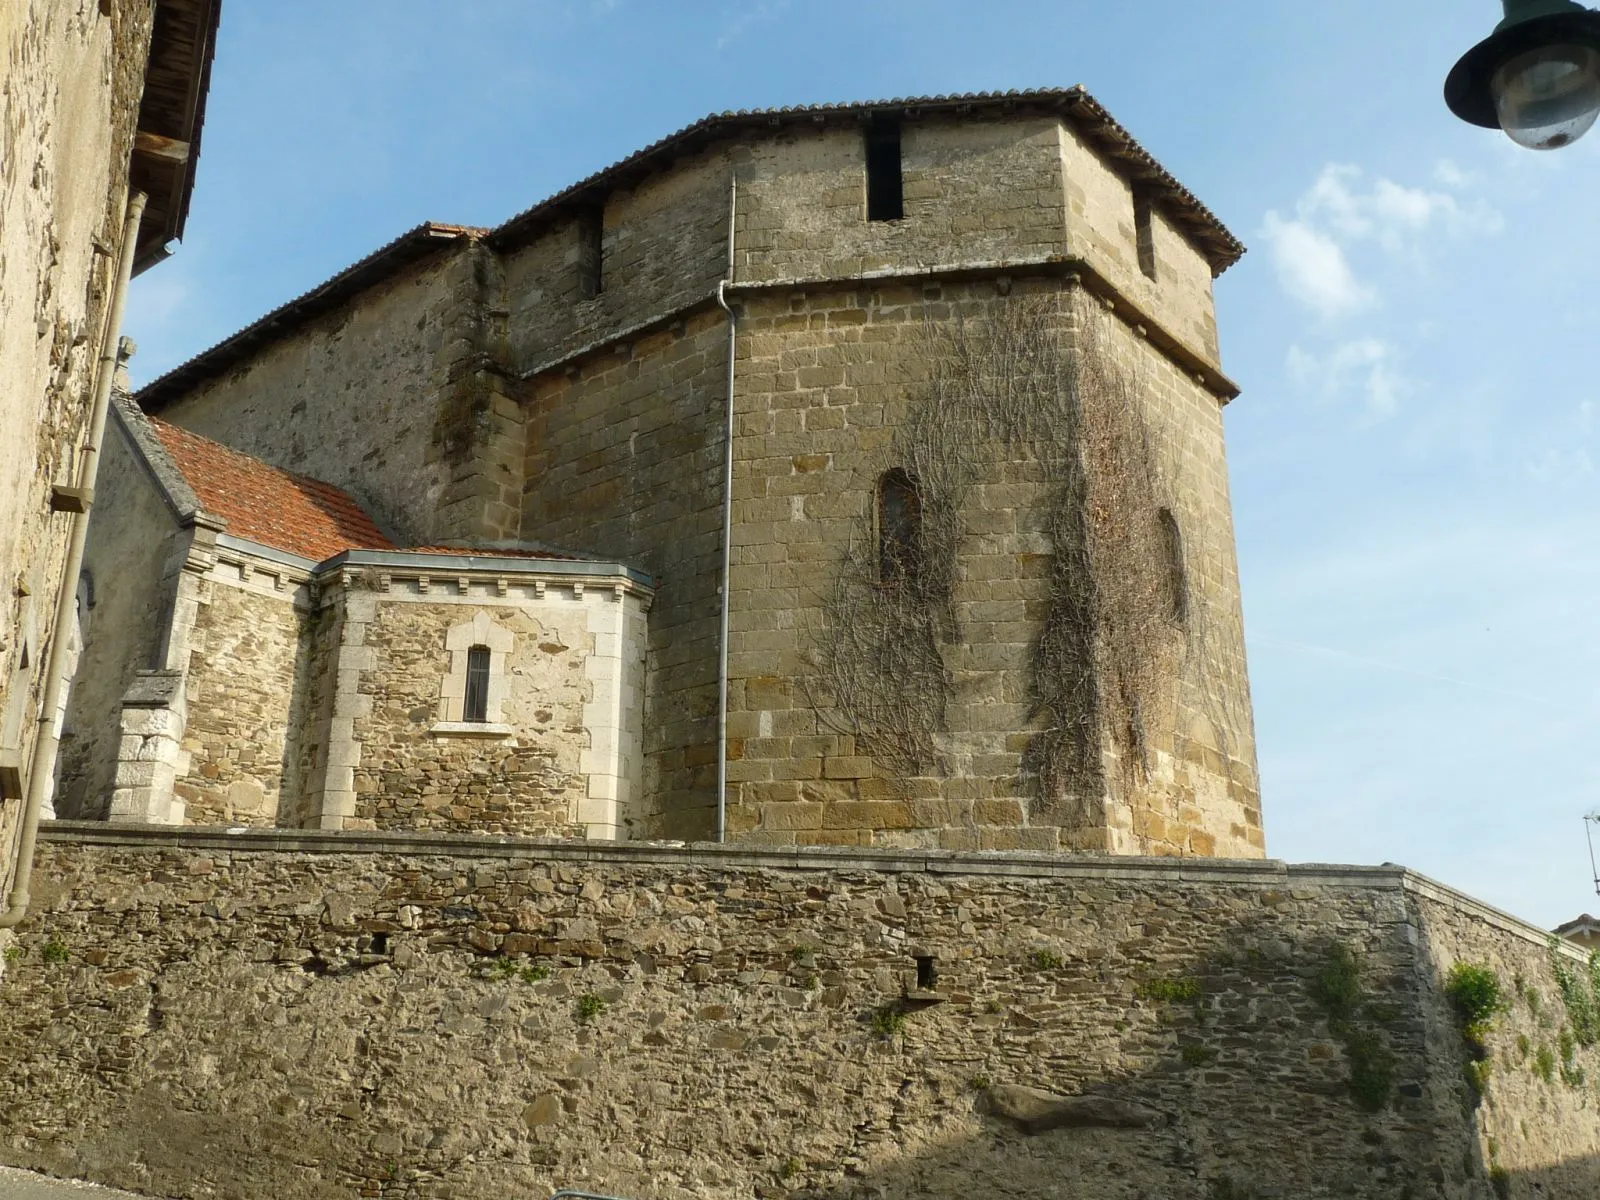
<box><xmin>1586</xmin><ymin>813</ymin><xmax>1600</xmax><ymax>897</ymax></box>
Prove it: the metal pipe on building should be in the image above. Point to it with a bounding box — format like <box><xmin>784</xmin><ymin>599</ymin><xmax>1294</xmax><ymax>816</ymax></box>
<box><xmin>1</xmin><ymin>190</ymin><xmax>147</xmax><ymax>930</ymax></box>
<box><xmin>713</xmin><ymin>176</ymin><xmax>738</xmax><ymax>844</ymax></box>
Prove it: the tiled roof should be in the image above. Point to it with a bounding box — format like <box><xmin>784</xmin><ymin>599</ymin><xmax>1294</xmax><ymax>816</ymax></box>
<box><xmin>149</xmin><ymin>419</ymin><xmax>395</xmax><ymax>561</ymax></box>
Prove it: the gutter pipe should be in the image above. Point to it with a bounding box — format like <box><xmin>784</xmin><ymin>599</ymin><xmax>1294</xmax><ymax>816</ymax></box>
<box><xmin>1</xmin><ymin>191</ymin><xmax>147</xmax><ymax>930</ymax></box>
<box><xmin>713</xmin><ymin>177</ymin><xmax>737</xmax><ymax>843</ymax></box>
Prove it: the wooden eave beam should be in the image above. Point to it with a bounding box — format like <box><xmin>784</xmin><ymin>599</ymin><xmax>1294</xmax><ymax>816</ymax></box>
<box><xmin>134</xmin><ymin>131</ymin><xmax>191</xmax><ymax>164</ymax></box>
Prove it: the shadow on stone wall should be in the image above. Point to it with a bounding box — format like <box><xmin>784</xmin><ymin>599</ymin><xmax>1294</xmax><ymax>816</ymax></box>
<box><xmin>6</xmin><ymin>839</ymin><xmax>1600</xmax><ymax>1200</ymax></box>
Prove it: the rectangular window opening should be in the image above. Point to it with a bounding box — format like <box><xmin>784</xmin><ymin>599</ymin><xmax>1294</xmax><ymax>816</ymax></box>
<box><xmin>865</xmin><ymin>121</ymin><xmax>904</xmax><ymax>223</ymax></box>
<box><xmin>915</xmin><ymin>955</ymin><xmax>937</xmax><ymax>990</ymax></box>
<box><xmin>577</xmin><ymin>206</ymin><xmax>604</xmax><ymax>299</ymax></box>
<box><xmin>464</xmin><ymin>645</ymin><xmax>491</xmax><ymax>723</ymax></box>
<box><xmin>1135</xmin><ymin>191</ymin><xmax>1158</xmax><ymax>281</ymax></box>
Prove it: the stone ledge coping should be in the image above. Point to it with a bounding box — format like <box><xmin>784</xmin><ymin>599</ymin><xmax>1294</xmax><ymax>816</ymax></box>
<box><xmin>38</xmin><ymin>821</ymin><xmax>1561</xmax><ymax>953</ymax></box>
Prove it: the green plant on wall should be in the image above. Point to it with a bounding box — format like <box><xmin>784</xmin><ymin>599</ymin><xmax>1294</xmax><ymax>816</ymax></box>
<box><xmin>1306</xmin><ymin>944</ymin><xmax>1395</xmax><ymax>1113</ymax></box>
<box><xmin>1444</xmin><ymin>961</ymin><xmax>1505</xmax><ymax>1104</ymax></box>
<box><xmin>40</xmin><ymin>939</ymin><xmax>69</xmax><ymax>965</ymax></box>
<box><xmin>1548</xmin><ymin>936</ymin><xmax>1600</xmax><ymax>1048</ymax></box>
<box><xmin>870</xmin><ymin>1003</ymin><xmax>908</xmax><ymax>1041</ymax></box>
<box><xmin>1138</xmin><ymin>975</ymin><xmax>1201</xmax><ymax>1004</ymax></box>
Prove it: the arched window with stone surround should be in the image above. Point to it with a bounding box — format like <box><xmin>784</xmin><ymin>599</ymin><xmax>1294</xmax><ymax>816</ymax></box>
<box><xmin>877</xmin><ymin>468</ymin><xmax>924</xmax><ymax>586</ymax></box>
<box><xmin>435</xmin><ymin>611</ymin><xmax>515</xmax><ymax>735</ymax></box>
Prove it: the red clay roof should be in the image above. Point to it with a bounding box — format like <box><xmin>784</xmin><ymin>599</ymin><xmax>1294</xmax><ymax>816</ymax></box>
<box><xmin>150</xmin><ymin>419</ymin><xmax>394</xmax><ymax>561</ymax></box>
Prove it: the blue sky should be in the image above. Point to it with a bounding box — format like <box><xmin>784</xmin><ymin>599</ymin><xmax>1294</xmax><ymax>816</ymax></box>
<box><xmin>126</xmin><ymin>1</ymin><xmax>1600</xmax><ymax>927</ymax></box>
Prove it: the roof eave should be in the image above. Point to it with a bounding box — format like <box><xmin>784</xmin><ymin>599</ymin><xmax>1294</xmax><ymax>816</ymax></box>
<box><xmin>130</xmin><ymin>0</ymin><xmax>223</xmax><ymax>276</ymax></box>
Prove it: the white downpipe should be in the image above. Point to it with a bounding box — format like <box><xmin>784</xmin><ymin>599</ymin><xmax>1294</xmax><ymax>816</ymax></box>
<box><xmin>713</xmin><ymin>177</ymin><xmax>738</xmax><ymax>843</ymax></box>
<box><xmin>1</xmin><ymin>191</ymin><xmax>147</xmax><ymax>929</ymax></box>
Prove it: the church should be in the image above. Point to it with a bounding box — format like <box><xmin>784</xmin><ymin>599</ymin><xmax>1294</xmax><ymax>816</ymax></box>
<box><xmin>59</xmin><ymin>88</ymin><xmax>1263</xmax><ymax>857</ymax></box>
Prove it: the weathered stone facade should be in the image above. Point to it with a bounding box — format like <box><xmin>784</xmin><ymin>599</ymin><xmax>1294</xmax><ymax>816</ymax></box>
<box><xmin>0</xmin><ymin>0</ymin><xmax>155</xmax><ymax>897</ymax></box>
<box><xmin>58</xmin><ymin>398</ymin><xmax>654</xmax><ymax>840</ymax></box>
<box><xmin>0</xmin><ymin>826</ymin><xmax>1596</xmax><ymax>1199</ymax></box>
<box><xmin>1</xmin><ymin>0</ymin><xmax>218</xmax><ymax>928</ymax></box>
<box><xmin>116</xmin><ymin>91</ymin><xmax>1259</xmax><ymax>854</ymax></box>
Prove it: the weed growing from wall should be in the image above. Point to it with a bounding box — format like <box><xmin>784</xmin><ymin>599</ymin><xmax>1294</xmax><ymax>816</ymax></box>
<box><xmin>1548</xmin><ymin>936</ymin><xmax>1600</xmax><ymax>1046</ymax></box>
<box><xmin>1308</xmin><ymin>944</ymin><xmax>1396</xmax><ymax>1112</ymax></box>
<box><xmin>870</xmin><ymin>1002</ymin><xmax>908</xmax><ymax>1041</ymax></box>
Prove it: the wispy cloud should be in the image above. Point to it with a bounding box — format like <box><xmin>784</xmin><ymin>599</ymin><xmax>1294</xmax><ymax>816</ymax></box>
<box><xmin>1286</xmin><ymin>337</ymin><xmax>1409</xmax><ymax>423</ymax></box>
<box><xmin>716</xmin><ymin>0</ymin><xmax>790</xmax><ymax>50</ymax></box>
<box><xmin>1261</xmin><ymin>163</ymin><xmax>1502</xmax><ymax>322</ymax></box>
<box><xmin>1261</xmin><ymin>213</ymin><xmax>1374</xmax><ymax>321</ymax></box>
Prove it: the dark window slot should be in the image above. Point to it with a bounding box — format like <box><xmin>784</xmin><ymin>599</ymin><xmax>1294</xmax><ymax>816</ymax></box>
<box><xmin>866</xmin><ymin>122</ymin><xmax>904</xmax><ymax>222</ymax></box>
<box><xmin>577</xmin><ymin>207</ymin><xmax>604</xmax><ymax>298</ymax></box>
<box><xmin>1135</xmin><ymin>192</ymin><xmax>1158</xmax><ymax>280</ymax></box>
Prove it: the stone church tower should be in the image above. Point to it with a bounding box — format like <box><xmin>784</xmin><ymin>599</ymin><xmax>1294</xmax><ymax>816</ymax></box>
<box><xmin>66</xmin><ymin>88</ymin><xmax>1262</xmax><ymax>857</ymax></box>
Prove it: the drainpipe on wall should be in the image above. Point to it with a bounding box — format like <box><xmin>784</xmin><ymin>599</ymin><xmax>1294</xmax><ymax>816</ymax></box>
<box><xmin>1</xmin><ymin>191</ymin><xmax>147</xmax><ymax>930</ymax></box>
<box><xmin>713</xmin><ymin>176</ymin><xmax>738</xmax><ymax>844</ymax></box>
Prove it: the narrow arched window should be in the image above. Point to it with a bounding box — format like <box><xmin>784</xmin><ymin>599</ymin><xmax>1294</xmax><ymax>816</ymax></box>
<box><xmin>1158</xmin><ymin>508</ymin><xmax>1189</xmax><ymax>624</ymax></box>
<box><xmin>878</xmin><ymin>468</ymin><xmax>924</xmax><ymax>585</ymax></box>
<box><xmin>463</xmin><ymin>645</ymin><xmax>492</xmax><ymax>723</ymax></box>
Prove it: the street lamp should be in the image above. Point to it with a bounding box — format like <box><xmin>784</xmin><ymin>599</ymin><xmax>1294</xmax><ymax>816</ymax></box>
<box><xmin>1446</xmin><ymin>0</ymin><xmax>1600</xmax><ymax>149</ymax></box>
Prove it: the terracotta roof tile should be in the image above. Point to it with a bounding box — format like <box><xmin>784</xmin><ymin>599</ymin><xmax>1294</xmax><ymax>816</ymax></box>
<box><xmin>150</xmin><ymin>419</ymin><xmax>394</xmax><ymax>561</ymax></box>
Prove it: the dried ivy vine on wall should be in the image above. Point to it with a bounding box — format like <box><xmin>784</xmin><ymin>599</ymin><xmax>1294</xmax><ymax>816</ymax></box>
<box><xmin>808</xmin><ymin>288</ymin><xmax>1243</xmax><ymax>825</ymax></box>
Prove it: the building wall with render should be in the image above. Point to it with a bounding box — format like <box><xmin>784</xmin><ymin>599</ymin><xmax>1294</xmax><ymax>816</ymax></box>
<box><xmin>0</xmin><ymin>828</ymin><xmax>1595</xmax><ymax>1200</ymax></box>
<box><xmin>0</xmin><ymin>0</ymin><xmax>157</xmax><ymax>892</ymax></box>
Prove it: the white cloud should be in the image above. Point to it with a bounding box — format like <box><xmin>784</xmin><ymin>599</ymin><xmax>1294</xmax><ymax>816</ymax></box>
<box><xmin>1296</xmin><ymin>163</ymin><xmax>1502</xmax><ymax>252</ymax></box>
<box><xmin>1261</xmin><ymin>212</ymin><xmax>1375</xmax><ymax>321</ymax></box>
<box><xmin>1261</xmin><ymin>163</ymin><xmax>1502</xmax><ymax>321</ymax></box>
<box><xmin>1287</xmin><ymin>337</ymin><xmax>1409</xmax><ymax>423</ymax></box>
<box><xmin>1433</xmin><ymin>158</ymin><xmax>1473</xmax><ymax>188</ymax></box>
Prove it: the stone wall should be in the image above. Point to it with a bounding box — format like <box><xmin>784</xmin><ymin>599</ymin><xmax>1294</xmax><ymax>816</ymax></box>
<box><xmin>0</xmin><ymin>0</ymin><xmax>156</xmax><ymax>891</ymax></box>
<box><xmin>520</xmin><ymin>310</ymin><xmax>730</xmax><ymax>839</ymax></box>
<box><xmin>154</xmin><ymin>249</ymin><xmax>482</xmax><ymax>548</ymax></box>
<box><xmin>349</xmin><ymin>598</ymin><xmax>596</xmax><ymax>838</ymax></box>
<box><xmin>125</xmin><ymin>106</ymin><xmax>1250</xmax><ymax>851</ymax></box>
<box><xmin>0</xmin><ymin>826</ymin><xmax>1595</xmax><ymax>1200</ymax></box>
<box><xmin>720</xmin><ymin>275</ymin><xmax>1259</xmax><ymax>857</ymax></box>
<box><xmin>179</xmin><ymin>574</ymin><xmax>309</xmax><ymax>827</ymax></box>
<box><xmin>55</xmin><ymin>414</ymin><xmax>184</xmax><ymax>819</ymax></box>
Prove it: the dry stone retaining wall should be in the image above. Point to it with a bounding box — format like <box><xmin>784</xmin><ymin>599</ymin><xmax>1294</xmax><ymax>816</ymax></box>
<box><xmin>0</xmin><ymin>827</ymin><xmax>1595</xmax><ymax>1199</ymax></box>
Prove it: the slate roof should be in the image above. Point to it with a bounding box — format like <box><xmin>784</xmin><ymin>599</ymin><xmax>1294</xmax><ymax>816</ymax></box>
<box><xmin>149</xmin><ymin>418</ymin><xmax>395</xmax><ymax>561</ymax></box>
<box><xmin>138</xmin><ymin>87</ymin><xmax>1241</xmax><ymax>410</ymax></box>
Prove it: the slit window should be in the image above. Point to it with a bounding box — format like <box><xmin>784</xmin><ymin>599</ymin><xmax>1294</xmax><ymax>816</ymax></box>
<box><xmin>865</xmin><ymin>121</ymin><xmax>904</xmax><ymax>222</ymax></box>
<box><xmin>915</xmin><ymin>954</ymin><xmax>937</xmax><ymax>990</ymax></box>
<box><xmin>878</xmin><ymin>468</ymin><xmax>923</xmax><ymax>585</ymax></box>
<box><xmin>1158</xmin><ymin>508</ymin><xmax>1188</xmax><ymax>623</ymax></box>
<box><xmin>464</xmin><ymin>645</ymin><xmax>492</xmax><ymax>723</ymax></box>
<box><xmin>1135</xmin><ymin>192</ymin><xmax>1158</xmax><ymax>280</ymax></box>
<box><xmin>577</xmin><ymin>206</ymin><xmax>604</xmax><ymax>298</ymax></box>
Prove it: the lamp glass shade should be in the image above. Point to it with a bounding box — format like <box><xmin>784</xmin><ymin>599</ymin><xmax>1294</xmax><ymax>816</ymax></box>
<box><xmin>1491</xmin><ymin>42</ymin><xmax>1600</xmax><ymax>148</ymax></box>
